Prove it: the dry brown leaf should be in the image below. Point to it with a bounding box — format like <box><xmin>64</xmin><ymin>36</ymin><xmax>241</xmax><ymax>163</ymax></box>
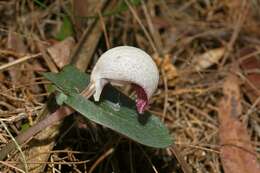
<box><xmin>193</xmin><ymin>48</ymin><xmax>225</xmax><ymax>71</ymax></box>
<box><xmin>7</xmin><ymin>30</ymin><xmax>27</xmax><ymax>82</ymax></box>
<box><xmin>47</xmin><ymin>37</ymin><xmax>75</xmax><ymax>68</ymax></box>
<box><xmin>6</xmin><ymin>31</ymin><xmax>42</xmax><ymax>101</ymax></box>
<box><xmin>218</xmin><ymin>74</ymin><xmax>260</xmax><ymax>173</ymax></box>
<box><xmin>154</xmin><ymin>55</ymin><xmax>178</xmax><ymax>87</ymax></box>
<box><xmin>239</xmin><ymin>47</ymin><xmax>260</xmax><ymax>108</ymax></box>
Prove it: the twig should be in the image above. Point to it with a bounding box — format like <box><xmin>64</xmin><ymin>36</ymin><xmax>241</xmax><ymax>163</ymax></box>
<box><xmin>0</xmin><ymin>161</ymin><xmax>25</xmax><ymax>173</ymax></box>
<box><xmin>174</xmin><ymin>142</ymin><xmax>220</xmax><ymax>154</ymax></box>
<box><xmin>0</xmin><ymin>49</ymin><xmax>23</xmax><ymax>58</ymax></box>
<box><xmin>139</xmin><ymin>146</ymin><xmax>159</xmax><ymax>173</ymax></box>
<box><xmin>161</xmin><ymin>69</ymin><xmax>169</xmax><ymax>122</ymax></box>
<box><xmin>129</xmin><ymin>142</ymin><xmax>134</xmax><ymax>173</ymax></box>
<box><xmin>243</xmin><ymin>97</ymin><xmax>260</xmax><ymax>119</ymax></box>
<box><xmin>88</xmin><ymin>148</ymin><xmax>114</xmax><ymax>173</ymax></box>
<box><xmin>0</xmin><ymin>53</ymin><xmax>41</xmax><ymax>72</ymax></box>
<box><xmin>124</xmin><ymin>0</ymin><xmax>158</xmax><ymax>54</ymax></box>
<box><xmin>141</xmin><ymin>0</ymin><xmax>163</xmax><ymax>53</ymax></box>
<box><xmin>170</xmin><ymin>145</ymin><xmax>192</xmax><ymax>173</ymax></box>
<box><xmin>2</xmin><ymin>160</ymin><xmax>90</xmax><ymax>165</ymax></box>
<box><xmin>98</xmin><ymin>11</ymin><xmax>111</xmax><ymax>49</ymax></box>
<box><xmin>220</xmin><ymin>0</ymin><xmax>248</xmax><ymax>67</ymax></box>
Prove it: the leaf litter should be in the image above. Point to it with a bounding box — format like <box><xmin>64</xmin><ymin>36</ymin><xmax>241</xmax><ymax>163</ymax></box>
<box><xmin>0</xmin><ymin>0</ymin><xmax>259</xmax><ymax>172</ymax></box>
<box><xmin>218</xmin><ymin>73</ymin><xmax>260</xmax><ymax>173</ymax></box>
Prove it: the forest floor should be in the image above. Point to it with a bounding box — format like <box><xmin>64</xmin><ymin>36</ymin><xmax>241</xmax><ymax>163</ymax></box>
<box><xmin>0</xmin><ymin>0</ymin><xmax>259</xmax><ymax>173</ymax></box>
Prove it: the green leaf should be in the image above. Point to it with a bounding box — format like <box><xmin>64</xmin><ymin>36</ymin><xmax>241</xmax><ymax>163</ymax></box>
<box><xmin>56</xmin><ymin>15</ymin><xmax>73</xmax><ymax>41</ymax></box>
<box><xmin>45</xmin><ymin>84</ymin><xmax>57</xmax><ymax>93</ymax></box>
<box><xmin>43</xmin><ymin>65</ymin><xmax>90</xmax><ymax>94</ymax></box>
<box><xmin>43</xmin><ymin>65</ymin><xmax>172</xmax><ymax>148</ymax></box>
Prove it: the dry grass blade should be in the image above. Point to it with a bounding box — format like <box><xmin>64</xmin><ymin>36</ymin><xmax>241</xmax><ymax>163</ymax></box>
<box><xmin>0</xmin><ymin>53</ymin><xmax>41</xmax><ymax>72</ymax></box>
<box><xmin>218</xmin><ymin>74</ymin><xmax>260</xmax><ymax>173</ymax></box>
<box><xmin>1</xmin><ymin>120</ymin><xmax>28</xmax><ymax>173</ymax></box>
<box><xmin>169</xmin><ymin>146</ymin><xmax>191</xmax><ymax>173</ymax></box>
<box><xmin>124</xmin><ymin>0</ymin><xmax>158</xmax><ymax>54</ymax></box>
<box><xmin>0</xmin><ymin>161</ymin><xmax>26</xmax><ymax>173</ymax></box>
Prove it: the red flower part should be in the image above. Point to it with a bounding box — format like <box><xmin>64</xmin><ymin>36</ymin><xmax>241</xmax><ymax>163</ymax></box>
<box><xmin>133</xmin><ymin>84</ymin><xmax>148</xmax><ymax>114</ymax></box>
